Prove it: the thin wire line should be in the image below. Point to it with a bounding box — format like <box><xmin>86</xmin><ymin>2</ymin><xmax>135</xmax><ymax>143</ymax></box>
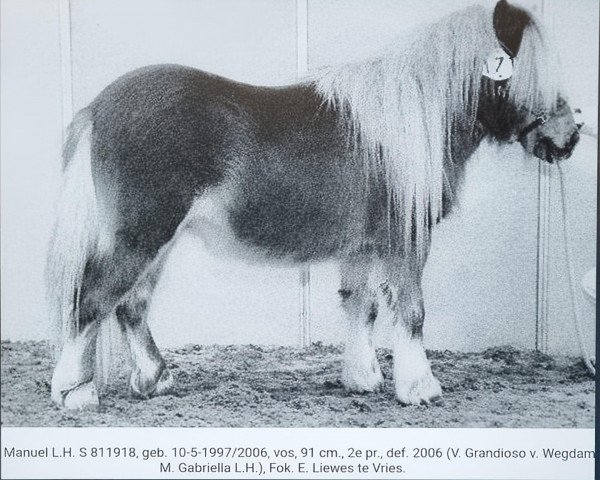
<box><xmin>556</xmin><ymin>162</ymin><xmax>595</xmax><ymax>376</ymax></box>
<box><xmin>535</xmin><ymin>160</ymin><xmax>541</xmax><ymax>350</ymax></box>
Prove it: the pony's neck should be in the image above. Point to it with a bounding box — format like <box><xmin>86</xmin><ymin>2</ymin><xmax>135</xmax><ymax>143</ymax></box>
<box><xmin>441</xmin><ymin>115</ymin><xmax>486</xmax><ymax>218</ymax></box>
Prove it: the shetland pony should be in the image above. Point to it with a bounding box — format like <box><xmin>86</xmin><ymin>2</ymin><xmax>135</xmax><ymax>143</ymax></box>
<box><xmin>48</xmin><ymin>0</ymin><xmax>580</xmax><ymax>408</ymax></box>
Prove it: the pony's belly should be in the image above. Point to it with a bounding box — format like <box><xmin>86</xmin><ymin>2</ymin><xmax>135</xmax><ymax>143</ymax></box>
<box><xmin>182</xmin><ymin>187</ymin><xmax>366</xmax><ymax>266</ymax></box>
<box><xmin>182</xmin><ymin>188</ymin><xmax>352</xmax><ymax>265</ymax></box>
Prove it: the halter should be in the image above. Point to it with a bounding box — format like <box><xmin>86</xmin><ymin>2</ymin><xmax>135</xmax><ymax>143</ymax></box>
<box><xmin>493</xmin><ymin>78</ymin><xmax>550</xmax><ymax>142</ymax></box>
<box><xmin>486</xmin><ymin>45</ymin><xmax>551</xmax><ymax>142</ymax></box>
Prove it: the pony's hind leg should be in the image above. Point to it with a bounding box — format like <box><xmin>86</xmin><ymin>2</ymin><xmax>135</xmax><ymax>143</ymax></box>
<box><xmin>51</xmin><ymin>258</ymin><xmax>124</xmax><ymax>409</ymax></box>
<box><xmin>51</xmin><ymin>320</ymin><xmax>100</xmax><ymax>409</ymax></box>
<box><xmin>51</xmin><ymin>240</ymin><xmax>166</xmax><ymax>408</ymax></box>
<box><xmin>382</xmin><ymin>259</ymin><xmax>442</xmax><ymax>405</ymax></box>
<box><xmin>115</xmin><ymin>241</ymin><xmax>175</xmax><ymax>399</ymax></box>
<box><xmin>339</xmin><ymin>257</ymin><xmax>383</xmax><ymax>393</ymax></box>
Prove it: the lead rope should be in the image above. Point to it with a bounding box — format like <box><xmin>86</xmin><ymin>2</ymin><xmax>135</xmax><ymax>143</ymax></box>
<box><xmin>556</xmin><ymin>162</ymin><xmax>596</xmax><ymax>376</ymax></box>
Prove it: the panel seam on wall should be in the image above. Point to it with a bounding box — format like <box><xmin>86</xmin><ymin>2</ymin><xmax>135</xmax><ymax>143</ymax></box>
<box><xmin>296</xmin><ymin>0</ymin><xmax>311</xmax><ymax>347</ymax></box>
<box><xmin>296</xmin><ymin>0</ymin><xmax>309</xmax><ymax>76</ymax></box>
<box><xmin>58</xmin><ymin>0</ymin><xmax>73</xmax><ymax>134</ymax></box>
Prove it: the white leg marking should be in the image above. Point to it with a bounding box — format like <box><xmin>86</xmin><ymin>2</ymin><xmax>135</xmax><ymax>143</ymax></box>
<box><xmin>339</xmin><ymin>259</ymin><xmax>383</xmax><ymax>393</ymax></box>
<box><xmin>60</xmin><ymin>381</ymin><xmax>99</xmax><ymax>410</ymax></box>
<box><xmin>128</xmin><ymin>336</ymin><xmax>173</xmax><ymax>399</ymax></box>
<box><xmin>51</xmin><ymin>324</ymin><xmax>99</xmax><ymax>409</ymax></box>
<box><xmin>342</xmin><ymin>318</ymin><xmax>384</xmax><ymax>393</ymax></box>
<box><xmin>115</xmin><ymin>244</ymin><xmax>175</xmax><ymax>399</ymax></box>
<box><xmin>393</xmin><ymin>328</ymin><xmax>442</xmax><ymax>405</ymax></box>
<box><xmin>130</xmin><ymin>366</ymin><xmax>174</xmax><ymax>399</ymax></box>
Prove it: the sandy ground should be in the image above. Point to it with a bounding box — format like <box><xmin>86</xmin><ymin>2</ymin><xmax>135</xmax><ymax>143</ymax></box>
<box><xmin>1</xmin><ymin>340</ymin><xmax>594</xmax><ymax>427</ymax></box>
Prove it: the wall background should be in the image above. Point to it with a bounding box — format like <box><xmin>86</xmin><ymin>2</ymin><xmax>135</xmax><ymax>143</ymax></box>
<box><xmin>1</xmin><ymin>0</ymin><xmax>596</xmax><ymax>355</ymax></box>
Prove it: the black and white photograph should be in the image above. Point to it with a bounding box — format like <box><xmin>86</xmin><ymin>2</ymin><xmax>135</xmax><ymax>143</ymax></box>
<box><xmin>0</xmin><ymin>0</ymin><xmax>596</xmax><ymax>476</ymax></box>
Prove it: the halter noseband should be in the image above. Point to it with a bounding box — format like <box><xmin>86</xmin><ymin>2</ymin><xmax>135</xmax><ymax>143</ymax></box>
<box><xmin>518</xmin><ymin>112</ymin><xmax>549</xmax><ymax>141</ymax></box>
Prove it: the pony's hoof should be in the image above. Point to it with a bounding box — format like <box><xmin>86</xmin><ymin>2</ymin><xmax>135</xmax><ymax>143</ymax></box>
<box><xmin>395</xmin><ymin>374</ymin><xmax>442</xmax><ymax>406</ymax></box>
<box><xmin>155</xmin><ymin>368</ymin><xmax>175</xmax><ymax>395</ymax></box>
<box><xmin>342</xmin><ymin>363</ymin><xmax>384</xmax><ymax>393</ymax></box>
<box><xmin>53</xmin><ymin>381</ymin><xmax>99</xmax><ymax>409</ymax></box>
<box><xmin>130</xmin><ymin>367</ymin><xmax>174</xmax><ymax>399</ymax></box>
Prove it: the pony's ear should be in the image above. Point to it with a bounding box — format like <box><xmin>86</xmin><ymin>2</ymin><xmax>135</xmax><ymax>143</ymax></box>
<box><xmin>493</xmin><ymin>0</ymin><xmax>532</xmax><ymax>57</ymax></box>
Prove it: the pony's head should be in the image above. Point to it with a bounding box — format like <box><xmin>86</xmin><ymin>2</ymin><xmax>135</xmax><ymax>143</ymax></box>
<box><xmin>314</xmin><ymin>0</ymin><xmax>580</xmax><ymax>255</ymax></box>
<box><xmin>478</xmin><ymin>0</ymin><xmax>580</xmax><ymax>163</ymax></box>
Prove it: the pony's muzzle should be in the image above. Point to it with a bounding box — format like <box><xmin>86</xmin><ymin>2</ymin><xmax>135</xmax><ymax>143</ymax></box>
<box><xmin>533</xmin><ymin>129</ymin><xmax>580</xmax><ymax>163</ymax></box>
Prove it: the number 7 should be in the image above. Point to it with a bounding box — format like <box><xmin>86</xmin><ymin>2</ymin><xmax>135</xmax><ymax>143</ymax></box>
<box><xmin>495</xmin><ymin>57</ymin><xmax>504</xmax><ymax>72</ymax></box>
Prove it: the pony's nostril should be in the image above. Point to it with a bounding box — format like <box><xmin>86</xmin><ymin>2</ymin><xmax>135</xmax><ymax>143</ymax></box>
<box><xmin>565</xmin><ymin>130</ymin><xmax>580</xmax><ymax>148</ymax></box>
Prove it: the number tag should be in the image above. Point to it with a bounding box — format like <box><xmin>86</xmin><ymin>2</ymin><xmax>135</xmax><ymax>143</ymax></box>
<box><xmin>483</xmin><ymin>48</ymin><xmax>513</xmax><ymax>81</ymax></box>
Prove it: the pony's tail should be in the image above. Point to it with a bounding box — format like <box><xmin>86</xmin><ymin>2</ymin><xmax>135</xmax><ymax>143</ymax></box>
<box><xmin>47</xmin><ymin>109</ymin><xmax>108</xmax><ymax>375</ymax></box>
<box><xmin>48</xmin><ymin>109</ymin><xmax>123</xmax><ymax>390</ymax></box>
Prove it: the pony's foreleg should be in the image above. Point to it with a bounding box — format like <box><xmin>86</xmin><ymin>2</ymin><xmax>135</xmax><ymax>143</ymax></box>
<box><xmin>115</xmin><ymin>242</ymin><xmax>174</xmax><ymax>399</ymax></box>
<box><xmin>339</xmin><ymin>258</ymin><xmax>383</xmax><ymax>393</ymax></box>
<box><xmin>383</xmin><ymin>265</ymin><xmax>442</xmax><ymax>405</ymax></box>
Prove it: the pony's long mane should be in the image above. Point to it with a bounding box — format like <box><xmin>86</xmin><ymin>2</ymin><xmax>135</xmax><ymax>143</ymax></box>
<box><xmin>313</xmin><ymin>5</ymin><xmax>560</xmax><ymax>256</ymax></box>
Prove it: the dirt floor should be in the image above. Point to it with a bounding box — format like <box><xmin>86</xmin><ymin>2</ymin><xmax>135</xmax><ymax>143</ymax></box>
<box><xmin>1</xmin><ymin>340</ymin><xmax>594</xmax><ymax>427</ymax></box>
